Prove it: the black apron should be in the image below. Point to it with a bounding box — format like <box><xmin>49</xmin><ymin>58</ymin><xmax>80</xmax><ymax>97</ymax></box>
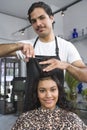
<box><xmin>24</xmin><ymin>36</ymin><xmax>64</xmax><ymax>112</ymax></box>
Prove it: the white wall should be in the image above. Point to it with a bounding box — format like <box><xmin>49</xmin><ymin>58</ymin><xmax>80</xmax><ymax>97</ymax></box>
<box><xmin>72</xmin><ymin>38</ymin><xmax>87</xmax><ymax>63</ymax></box>
<box><xmin>0</xmin><ymin>13</ymin><xmax>29</xmax><ymax>43</ymax></box>
<box><xmin>63</xmin><ymin>0</ymin><xmax>87</xmax><ymax>63</ymax></box>
<box><xmin>63</xmin><ymin>0</ymin><xmax>87</xmax><ymax>39</ymax></box>
<box><xmin>54</xmin><ymin>13</ymin><xmax>64</xmax><ymax>37</ymax></box>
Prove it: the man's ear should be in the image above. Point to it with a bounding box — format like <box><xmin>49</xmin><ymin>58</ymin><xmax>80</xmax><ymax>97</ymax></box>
<box><xmin>50</xmin><ymin>15</ymin><xmax>54</xmax><ymax>23</ymax></box>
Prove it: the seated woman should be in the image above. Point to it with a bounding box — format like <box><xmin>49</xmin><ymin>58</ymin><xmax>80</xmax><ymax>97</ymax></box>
<box><xmin>11</xmin><ymin>72</ymin><xmax>87</xmax><ymax>130</ymax></box>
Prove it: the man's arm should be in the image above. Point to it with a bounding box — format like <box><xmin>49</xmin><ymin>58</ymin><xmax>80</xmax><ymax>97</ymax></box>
<box><xmin>39</xmin><ymin>59</ymin><xmax>87</xmax><ymax>82</ymax></box>
<box><xmin>0</xmin><ymin>43</ymin><xmax>23</xmax><ymax>57</ymax></box>
<box><xmin>0</xmin><ymin>43</ymin><xmax>35</xmax><ymax>60</ymax></box>
<box><xmin>66</xmin><ymin>60</ymin><xmax>87</xmax><ymax>82</ymax></box>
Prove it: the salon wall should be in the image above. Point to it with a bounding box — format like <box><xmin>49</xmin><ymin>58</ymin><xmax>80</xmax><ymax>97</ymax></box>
<box><xmin>63</xmin><ymin>0</ymin><xmax>87</xmax><ymax>39</ymax></box>
<box><xmin>73</xmin><ymin>38</ymin><xmax>87</xmax><ymax>63</ymax></box>
<box><xmin>63</xmin><ymin>0</ymin><xmax>87</xmax><ymax>63</ymax></box>
<box><xmin>54</xmin><ymin>13</ymin><xmax>63</xmax><ymax>37</ymax></box>
<box><xmin>0</xmin><ymin>13</ymin><xmax>29</xmax><ymax>43</ymax></box>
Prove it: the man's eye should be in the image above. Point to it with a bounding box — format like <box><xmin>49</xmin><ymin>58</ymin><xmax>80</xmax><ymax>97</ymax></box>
<box><xmin>40</xmin><ymin>16</ymin><xmax>45</xmax><ymax>20</ymax></box>
<box><xmin>31</xmin><ymin>20</ymin><xmax>36</xmax><ymax>24</ymax></box>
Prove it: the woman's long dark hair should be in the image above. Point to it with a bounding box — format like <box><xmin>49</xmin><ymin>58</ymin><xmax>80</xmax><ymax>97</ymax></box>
<box><xmin>24</xmin><ymin>72</ymin><xmax>73</xmax><ymax>112</ymax></box>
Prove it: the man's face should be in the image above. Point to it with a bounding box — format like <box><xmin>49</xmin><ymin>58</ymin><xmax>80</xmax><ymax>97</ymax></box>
<box><xmin>30</xmin><ymin>8</ymin><xmax>54</xmax><ymax>38</ymax></box>
<box><xmin>37</xmin><ymin>77</ymin><xmax>58</xmax><ymax>110</ymax></box>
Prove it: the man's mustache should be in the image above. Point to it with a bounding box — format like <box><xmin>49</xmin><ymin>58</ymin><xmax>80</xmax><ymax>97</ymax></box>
<box><xmin>36</xmin><ymin>26</ymin><xmax>45</xmax><ymax>31</ymax></box>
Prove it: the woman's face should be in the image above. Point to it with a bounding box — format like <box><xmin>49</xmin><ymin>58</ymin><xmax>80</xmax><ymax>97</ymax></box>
<box><xmin>37</xmin><ymin>77</ymin><xmax>58</xmax><ymax>110</ymax></box>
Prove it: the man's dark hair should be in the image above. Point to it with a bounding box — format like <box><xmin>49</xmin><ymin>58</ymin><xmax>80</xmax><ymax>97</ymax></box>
<box><xmin>28</xmin><ymin>1</ymin><xmax>53</xmax><ymax>23</ymax></box>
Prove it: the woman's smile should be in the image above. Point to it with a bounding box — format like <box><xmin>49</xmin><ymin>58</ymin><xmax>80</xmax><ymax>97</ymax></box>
<box><xmin>38</xmin><ymin>77</ymin><xmax>58</xmax><ymax>110</ymax></box>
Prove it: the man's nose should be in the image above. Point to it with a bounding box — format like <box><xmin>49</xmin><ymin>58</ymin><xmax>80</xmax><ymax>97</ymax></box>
<box><xmin>36</xmin><ymin>19</ymin><xmax>41</xmax><ymax>26</ymax></box>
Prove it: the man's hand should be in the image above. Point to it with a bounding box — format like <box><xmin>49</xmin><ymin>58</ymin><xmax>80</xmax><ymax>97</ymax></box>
<box><xmin>21</xmin><ymin>43</ymin><xmax>35</xmax><ymax>62</ymax></box>
<box><xmin>39</xmin><ymin>58</ymin><xmax>69</xmax><ymax>71</ymax></box>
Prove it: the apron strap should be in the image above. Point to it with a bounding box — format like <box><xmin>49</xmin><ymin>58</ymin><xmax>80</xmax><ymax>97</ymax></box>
<box><xmin>55</xmin><ymin>36</ymin><xmax>59</xmax><ymax>57</ymax></box>
<box><xmin>33</xmin><ymin>37</ymin><xmax>39</xmax><ymax>48</ymax></box>
<box><xmin>33</xmin><ymin>36</ymin><xmax>59</xmax><ymax>58</ymax></box>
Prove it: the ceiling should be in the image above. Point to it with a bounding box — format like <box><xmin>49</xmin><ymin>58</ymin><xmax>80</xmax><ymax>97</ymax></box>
<box><xmin>0</xmin><ymin>0</ymin><xmax>82</xmax><ymax>20</ymax></box>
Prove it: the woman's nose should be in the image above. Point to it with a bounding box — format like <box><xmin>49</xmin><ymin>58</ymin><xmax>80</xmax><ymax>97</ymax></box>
<box><xmin>46</xmin><ymin>91</ymin><xmax>52</xmax><ymax>97</ymax></box>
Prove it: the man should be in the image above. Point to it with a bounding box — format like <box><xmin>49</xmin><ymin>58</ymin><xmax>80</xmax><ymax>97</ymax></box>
<box><xmin>0</xmin><ymin>1</ymin><xmax>87</xmax><ymax>82</ymax></box>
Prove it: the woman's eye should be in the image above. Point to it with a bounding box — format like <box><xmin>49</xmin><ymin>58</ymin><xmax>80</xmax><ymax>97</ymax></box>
<box><xmin>39</xmin><ymin>89</ymin><xmax>45</xmax><ymax>93</ymax></box>
<box><xmin>51</xmin><ymin>89</ymin><xmax>56</xmax><ymax>92</ymax></box>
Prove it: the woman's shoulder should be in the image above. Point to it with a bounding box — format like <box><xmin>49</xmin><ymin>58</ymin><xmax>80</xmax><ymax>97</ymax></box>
<box><xmin>21</xmin><ymin>109</ymin><xmax>38</xmax><ymax>117</ymax></box>
<box><xmin>56</xmin><ymin>108</ymin><xmax>87</xmax><ymax>129</ymax></box>
<box><xmin>56</xmin><ymin>108</ymin><xmax>80</xmax><ymax>120</ymax></box>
